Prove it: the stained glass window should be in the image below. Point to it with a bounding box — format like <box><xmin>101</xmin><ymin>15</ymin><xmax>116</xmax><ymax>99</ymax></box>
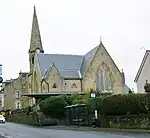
<box><xmin>96</xmin><ymin>73</ymin><xmax>99</xmax><ymax>89</ymax></box>
<box><xmin>100</xmin><ymin>70</ymin><xmax>104</xmax><ymax>90</ymax></box>
<box><xmin>103</xmin><ymin>71</ymin><xmax>106</xmax><ymax>91</ymax></box>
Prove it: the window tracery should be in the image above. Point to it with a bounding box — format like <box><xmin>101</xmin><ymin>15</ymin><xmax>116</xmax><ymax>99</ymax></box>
<box><xmin>71</xmin><ymin>83</ymin><xmax>77</xmax><ymax>88</ymax></box>
<box><xmin>52</xmin><ymin>83</ymin><xmax>58</xmax><ymax>88</ymax></box>
<box><xmin>95</xmin><ymin>62</ymin><xmax>113</xmax><ymax>91</ymax></box>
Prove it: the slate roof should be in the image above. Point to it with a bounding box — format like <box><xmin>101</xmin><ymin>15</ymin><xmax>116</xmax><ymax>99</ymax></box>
<box><xmin>37</xmin><ymin>45</ymin><xmax>99</xmax><ymax>79</ymax></box>
<box><xmin>80</xmin><ymin>46</ymin><xmax>99</xmax><ymax>76</ymax></box>
<box><xmin>37</xmin><ymin>53</ymin><xmax>84</xmax><ymax>78</ymax></box>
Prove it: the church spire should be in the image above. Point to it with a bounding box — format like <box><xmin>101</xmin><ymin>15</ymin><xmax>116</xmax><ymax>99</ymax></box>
<box><xmin>29</xmin><ymin>6</ymin><xmax>44</xmax><ymax>53</ymax></box>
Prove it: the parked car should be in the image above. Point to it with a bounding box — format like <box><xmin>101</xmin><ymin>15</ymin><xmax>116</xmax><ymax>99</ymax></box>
<box><xmin>0</xmin><ymin>115</ymin><xmax>5</xmax><ymax>123</ymax></box>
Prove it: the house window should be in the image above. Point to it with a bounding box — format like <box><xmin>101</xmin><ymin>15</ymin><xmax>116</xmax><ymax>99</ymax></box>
<box><xmin>15</xmin><ymin>91</ymin><xmax>20</xmax><ymax>98</ymax></box>
<box><xmin>16</xmin><ymin>102</ymin><xmax>20</xmax><ymax>109</ymax></box>
<box><xmin>52</xmin><ymin>83</ymin><xmax>57</xmax><ymax>88</ymax></box>
<box><xmin>71</xmin><ymin>83</ymin><xmax>77</xmax><ymax>88</ymax></box>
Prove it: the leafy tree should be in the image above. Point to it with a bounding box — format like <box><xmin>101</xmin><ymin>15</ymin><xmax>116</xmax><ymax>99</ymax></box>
<box><xmin>39</xmin><ymin>96</ymin><xmax>68</xmax><ymax>119</ymax></box>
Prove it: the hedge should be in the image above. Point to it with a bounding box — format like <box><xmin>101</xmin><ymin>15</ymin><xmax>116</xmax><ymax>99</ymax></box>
<box><xmin>7</xmin><ymin>114</ymin><xmax>37</xmax><ymax>125</ymax></box>
<box><xmin>38</xmin><ymin>93</ymin><xmax>150</xmax><ymax>117</ymax></box>
<box><xmin>100</xmin><ymin>93</ymin><xmax>150</xmax><ymax>115</ymax></box>
<box><xmin>99</xmin><ymin>115</ymin><xmax>150</xmax><ymax>129</ymax></box>
<box><xmin>6</xmin><ymin>93</ymin><xmax>150</xmax><ymax>130</ymax></box>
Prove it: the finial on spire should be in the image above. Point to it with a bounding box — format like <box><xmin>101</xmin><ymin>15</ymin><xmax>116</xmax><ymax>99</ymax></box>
<box><xmin>33</xmin><ymin>5</ymin><xmax>37</xmax><ymax>17</ymax></box>
<box><xmin>100</xmin><ymin>36</ymin><xmax>102</xmax><ymax>44</ymax></box>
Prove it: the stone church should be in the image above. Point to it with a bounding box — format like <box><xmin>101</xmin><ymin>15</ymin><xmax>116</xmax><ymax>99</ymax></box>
<box><xmin>1</xmin><ymin>6</ymin><xmax>129</xmax><ymax>109</ymax></box>
<box><xmin>28</xmin><ymin>7</ymin><xmax>128</xmax><ymax>94</ymax></box>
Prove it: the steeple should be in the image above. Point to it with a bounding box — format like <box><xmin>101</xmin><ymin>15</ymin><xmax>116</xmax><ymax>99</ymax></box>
<box><xmin>29</xmin><ymin>6</ymin><xmax>44</xmax><ymax>53</ymax></box>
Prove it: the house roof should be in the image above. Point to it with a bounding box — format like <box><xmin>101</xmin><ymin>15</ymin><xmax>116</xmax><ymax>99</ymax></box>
<box><xmin>134</xmin><ymin>50</ymin><xmax>150</xmax><ymax>83</ymax></box>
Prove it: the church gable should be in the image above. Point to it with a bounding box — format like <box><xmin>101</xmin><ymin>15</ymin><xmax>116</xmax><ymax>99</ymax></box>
<box><xmin>43</xmin><ymin>63</ymin><xmax>61</xmax><ymax>80</ymax></box>
<box><xmin>91</xmin><ymin>42</ymin><xmax>122</xmax><ymax>77</ymax></box>
<box><xmin>43</xmin><ymin>63</ymin><xmax>62</xmax><ymax>91</ymax></box>
<box><xmin>82</xmin><ymin>41</ymin><xmax>124</xmax><ymax>92</ymax></box>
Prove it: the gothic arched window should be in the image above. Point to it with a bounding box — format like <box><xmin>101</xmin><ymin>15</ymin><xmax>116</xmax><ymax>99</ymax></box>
<box><xmin>100</xmin><ymin>69</ymin><xmax>104</xmax><ymax>90</ymax></box>
<box><xmin>71</xmin><ymin>83</ymin><xmax>77</xmax><ymax>88</ymax></box>
<box><xmin>96</xmin><ymin>73</ymin><xmax>99</xmax><ymax>89</ymax></box>
<box><xmin>96</xmin><ymin>63</ymin><xmax>114</xmax><ymax>92</ymax></box>
<box><xmin>31</xmin><ymin>56</ymin><xmax>34</xmax><ymax>64</ymax></box>
<box><xmin>52</xmin><ymin>83</ymin><xmax>57</xmax><ymax>88</ymax></box>
<box><xmin>42</xmin><ymin>85</ymin><xmax>45</xmax><ymax>90</ymax></box>
<box><xmin>103</xmin><ymin>70</ymin><xmax>107</xmax><ymax>91</ymax></box>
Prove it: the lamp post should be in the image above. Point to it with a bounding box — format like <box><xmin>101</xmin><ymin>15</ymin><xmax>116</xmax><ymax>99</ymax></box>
<box><xmin>90</xmin><ymin>91</ymin><xmax>97</xmax><ymax>120</ymax></box>
<box><xmin>90</xmin><ymin>89</ymin><xmax>99</xmax><ymax>127</ymax></box>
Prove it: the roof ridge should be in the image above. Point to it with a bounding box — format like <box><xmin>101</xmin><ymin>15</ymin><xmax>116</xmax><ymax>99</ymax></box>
<box><xmin>60</xmin><ymin>69</ymin><xmax>79</xmax><ymax>71</ymax></box>
<box><xmin>84</xmin><ymin>45</ymin><xmax>99</xmax><ymax>56</ymax></box>
<box><xmin>38</xmin><ymin>53</ymin><xmax>83</xmax><ymax>56</ymax></box>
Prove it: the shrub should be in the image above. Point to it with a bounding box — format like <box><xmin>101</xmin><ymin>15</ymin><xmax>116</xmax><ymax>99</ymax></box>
<box><xmin>100</xmin><ymin>93</ymin><xmax>150</xmax><ymax>115</ymax></box>
<box><xmin>39</xmin><ymin>96</ymin><xmax>68</xmax><ymax>119</ymax></box>
<box><xmin>7</xmin><ymin>114</ymin><xmax>37</xmax><ymax>125</ymax></box>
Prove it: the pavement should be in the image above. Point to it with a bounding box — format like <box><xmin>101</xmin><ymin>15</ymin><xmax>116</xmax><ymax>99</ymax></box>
<box><xmin>47</xmin><ymin>125</ymin><xmax>150</xmax><ymax>133</ymax></box>
<box><xmin>0</xmin><ymin>122</ymin><xmax>150</xmax><ymax>138</ymax></box>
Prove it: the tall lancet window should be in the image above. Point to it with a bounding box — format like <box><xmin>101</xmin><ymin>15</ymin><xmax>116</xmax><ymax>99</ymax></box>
<box><xmin>109</xmin><ymin>75</ymin><xmax>113</xmax><ymax>90</ymax></box>
<box><xmin>107</xmin><ymin>71</ymin><xmax>113</xmax><ymax>91</ymax></box>
<box><xmin>96</xmin><ymin>73</ymin><xmax>99</xmax><ymax>89</ymax></box>
<box><xmin>100</xmin><ymin>70</ymin><xmax>104</xmax><ymax>90</ymax></box>
<box><xmin>103</xmin><ymin>70</ymin><xmax>107</xmax><ymax>91</ymax></box>
<box><xmin>107</xmin><ymin>72</ymin><xmax>111</xmax><ymax>90</ymax></box>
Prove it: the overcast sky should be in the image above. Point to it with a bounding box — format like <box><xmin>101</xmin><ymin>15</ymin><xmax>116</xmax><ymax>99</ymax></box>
<box><xmin>0</xmin><ymin>0</ymin><xmax>149</xmax><ymax>91</ymax></box>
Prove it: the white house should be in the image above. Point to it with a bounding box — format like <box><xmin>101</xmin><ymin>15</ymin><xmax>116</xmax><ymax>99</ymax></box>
<box><xmin>134</xmin><ymin>50</ymin><xmax>150</xmax><ymax>93</ymax></box>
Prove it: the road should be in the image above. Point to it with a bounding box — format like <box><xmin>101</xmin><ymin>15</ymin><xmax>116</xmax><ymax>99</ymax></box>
<box><xmin>0</xmin><ymin>122</ymin><xmax>149</xmax><ymax>138</ymax></box>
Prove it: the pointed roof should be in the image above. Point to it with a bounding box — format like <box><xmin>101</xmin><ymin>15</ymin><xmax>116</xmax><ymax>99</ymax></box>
<box><xmin>37</xmin><ymin>53</ymin><xmax>83</xmax><ymax>79</ymax></box>
<box><xmin>29</xmin><ymin>6</ymin><xmax>44</xmax><ymax>53</ymax></box>
<box><xmin>80</xmin><ymin>37</ymin><xmax>103</xmax><ymax>76</ymax></box>
<box><xmin>134</xmin><ymin>50</ymin><xmax>150</xmax><ymax>83</ymax></box>
<box><xmin>36</xmin><ymin>37</ymin><xmax>123</xmax><ymax>80</ymax></box>
<box><xmin>80</xmin><ymin>45</ymin><xmax>99</xmax><ymax>76</ymax></box>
